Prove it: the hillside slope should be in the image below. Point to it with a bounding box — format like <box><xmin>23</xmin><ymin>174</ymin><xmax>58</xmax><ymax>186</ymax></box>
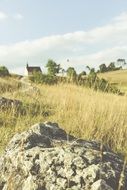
<box><xmin>0</xmin><ymin>76</ymin><xmax>21</xmax><ymax>95</ymax></box>
<box><xmin>98</xmin><ymin>69</ymin><xmax>127</xmax><ymax>91</ymax></box>
<box><xmin>0</xmin><ymin>77</ymin><xmax>127</xmax><ymax>159</ymax></box>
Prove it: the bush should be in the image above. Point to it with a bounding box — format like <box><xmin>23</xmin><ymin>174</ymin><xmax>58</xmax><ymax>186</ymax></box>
<box><xmin>0</xmin><ymin>66</ymin><xmax>9</xmax><ymax>77</ymax></box>
<box><xmin>78</xmin><ymin>71</ymin><xmax>124</xmax><ymax>95</ymax></box>
<box><xmin>29</xmin><ymin>72</ymin><xmax>58</xmax><ymax>85</ymax></box>
<box><xmin>41</xmin><ymin>74</ymin><xmax>58</xmax><ymax>85</ymax></box>
<box><xmin>66</xmin><ymin>67</ymin><xmax>77</xmax><ymax>82</ymax></box>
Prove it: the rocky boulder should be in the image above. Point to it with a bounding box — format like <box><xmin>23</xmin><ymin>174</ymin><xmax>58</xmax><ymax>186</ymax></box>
<box><xmin>0</xmin><ymin>122</ymin><xmax>127</xmax><ymax>190</ymax></box>
<box><xmin>0</xmin><ymin>97</ymin><xmax>22</xmax><ymax>110</ymax></box>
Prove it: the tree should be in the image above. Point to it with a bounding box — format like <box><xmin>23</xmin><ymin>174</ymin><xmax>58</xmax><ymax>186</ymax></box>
<box><xmin>99</xmin><ymin>64</ymin><xmax>107</xmax><ymax>73</ymax></box>
<box><xmin>80</xmin><ymin>71</ymin><xmax>86</xmax><ymax>76</ymax></box>
<box><xmin>46</xmin><ymin>59</ymin><xmax>61</xmax><ymax>76</ymax></box>
<box><xmin>78</xmin><ymin>71</ymin><xmax>86</xmax><ymax>78</ymax></box>
<box><xmin>117</xmin><ymin>59</ymin><xmax>126</xmax><ymax>67</ymax></box>
<box><xmin>108</xmin><ymin>62</ymin><xmax>115</xmax><ymax>71</ymax></box>
<box><xmin>66</xmin><ymin>67</ymin><xmax>77</xmax><ymax>82</ymax></box>
<box><xmin>88</xmin><ymin>69</ymin><xmax>97</xmax><ymax>86</ymax></box>
<box><xmin>86</xmin><ymin>65</ymin><xmax>90</xmax><ymax>71</ymax></box>
<box><xmin>86</xmin><ymin>66</ymin><xmax>96</xmax><ymax>74</ymax></box>
<box><xmin>89</xmin><ymin>68</ymin><xmax>95</xmax><ymax>75</ymax></box>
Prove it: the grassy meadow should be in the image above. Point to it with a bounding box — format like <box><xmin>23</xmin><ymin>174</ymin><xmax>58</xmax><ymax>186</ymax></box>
<box><xmin>0</xmin><ymin>74</ymin><xmax>127</xmax><ymax>160</ymax></box>
<box><xmin>99</xmin><ymin>69</ymin><xmax>127</xmax><ymax>92</ymax></box>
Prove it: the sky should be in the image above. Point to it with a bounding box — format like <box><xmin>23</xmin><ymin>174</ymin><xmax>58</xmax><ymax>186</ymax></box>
<box><xmin>0</xmin><ymin>0</ymin><xmax>127</xmax><ymax>74</ymax></box>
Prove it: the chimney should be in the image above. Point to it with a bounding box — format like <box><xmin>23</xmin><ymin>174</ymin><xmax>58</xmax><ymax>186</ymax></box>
<box><xmin>26</xmin><ymin>63</ymin><xmax>29</xmax><ymax>68</ymax></box>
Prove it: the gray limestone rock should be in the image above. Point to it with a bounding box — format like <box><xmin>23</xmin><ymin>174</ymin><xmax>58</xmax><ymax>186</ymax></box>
<box><xmin>0</xmin><ymin>122</ymin><xmax>127</xmax><ymax>190</ymax></box>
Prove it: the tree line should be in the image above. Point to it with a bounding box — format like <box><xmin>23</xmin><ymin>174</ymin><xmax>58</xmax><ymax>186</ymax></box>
<box><xmin>0</xmin><ymin>60</ymin><xmax>124</xmax><ymax>95</ymax></box>
<box><xmin>30</xmin><ymin>59</ymin><xmax>124</xmax><ymax>95</ymax></box>
<box><xmin>98</xmin><ymin>62</ymin><xmax>122</xmax><ymax>73</ymax></box>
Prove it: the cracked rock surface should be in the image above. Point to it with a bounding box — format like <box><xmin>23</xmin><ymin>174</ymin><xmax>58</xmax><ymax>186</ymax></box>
<box><xmin>0</xmin><ymin>97</ymin><xmax>22</xmax><ymax>110</ymax></box>
<box><xmin>0</xmin><ymin>122</ymin><xmax>127</xmax><ymax>190</ymax></box>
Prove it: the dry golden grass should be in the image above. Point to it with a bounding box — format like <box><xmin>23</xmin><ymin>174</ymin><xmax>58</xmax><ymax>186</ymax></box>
<box><xmin>0</xmin><ymin>77</ymin><xmax>127</xmax><ymax>159</ymax></box>
<box><xmin>0</xmin><ymin>76</ymin><xmax>21</xmax><ymax>95</ymax></box>
<box><xmin>98</xmin><ymin>69</ymin><xmax>127</xmax><ymax>92</ymax></box>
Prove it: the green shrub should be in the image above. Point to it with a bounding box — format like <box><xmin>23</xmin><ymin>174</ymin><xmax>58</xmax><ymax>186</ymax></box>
<box><xmin>29</xmin><ymin>72</ymin><xmax>58</xmax><ymax>85</ymax></box>
<box><xmin>41</xmin><ymin>74</ymin><xmax>58</xmax><ymax>85</ymax></box>
<box><xmin>66</xmin><ymin>67</ymin><xmax>77</xmax><ymax>82</ymax></box>
<box><xmin>78</xmin><ymin>71</ymin><xmax>124</xmax><ymax>95</ymax></box>
<box><xmin>0</xmin><ymin>66</ymin><xmax>9</xmax><ymax>77</ymax></box>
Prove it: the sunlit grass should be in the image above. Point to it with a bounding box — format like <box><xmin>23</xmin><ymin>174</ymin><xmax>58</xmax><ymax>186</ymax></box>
<box><xmin>98</xmin><ymin>69</ymin><xmax>127</xmax><ymax>92</ymax></box>
<box><xmin>0</xmin><ymin>77</ymin><xmax>127</xmax><ymax>159</ymax></box>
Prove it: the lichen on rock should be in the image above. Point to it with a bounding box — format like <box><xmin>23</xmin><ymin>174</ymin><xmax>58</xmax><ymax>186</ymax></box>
<box><xmin>0</xmin><ymin>122</ymin><xmax>127</xmax><ymax>190</ymax></box>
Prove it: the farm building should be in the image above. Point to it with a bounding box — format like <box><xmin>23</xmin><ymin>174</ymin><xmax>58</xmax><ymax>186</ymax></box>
<box><xmin>26</xmin><ymin>64</ymin><xmax>42</xmax><ymax>76</ymax></box>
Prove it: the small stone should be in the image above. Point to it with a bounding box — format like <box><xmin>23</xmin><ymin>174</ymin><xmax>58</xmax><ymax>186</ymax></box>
<box><xmin>91</xmin><ymin>179</ymin><xmax>113</xmax><ymax>190</ymax></box>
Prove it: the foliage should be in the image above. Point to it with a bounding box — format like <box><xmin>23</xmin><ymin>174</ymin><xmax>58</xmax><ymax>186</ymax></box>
<box><xmin>85</xmin><ymin>71</ymin><xmax>97</xmax><ymax>87</ymax></box>
<box><xmin>99</xmin><ymin>62</ymin><xmax>122</xmax><ymax>73</ymax></box>
<box><xmin>46</xmin><ymin>59</ymin><xmax>61</xmax><ymax>76</ymax></box>
<box><xmin>108</xmin><ymin>62</ymin><xmax>115</xmax><ymax>70</ymax></box>
<box><xmin>79</xmin><ymin>71</ymin><xmax>86</xmax><ymax>76</ymax></box>
<box><xmin>66</xmin><ymin>67</ymin><xmax>77</xmax><ymax>82</ymax></box>
<box><xmin>29</xmin><ymin>71</ymin><xmax>43</xmax><ymax>83</ymax></box>
<box><xmin>29</xmin><ymin>72</ymin><xmax>58</xmax><ymax>85</ymax></box>
<box><xmin>40</xmin><ymin>74</ymin><xmax>58</xmax><ymax>85</ymax></box>
<box><xmin>86</xmin><ymin>65</ymin><xmax>90</xmax><ymax>71</ymax></box>
<box><xmin>78</xmin><ymin>71</ymin><xmax>86</xmax><ymax>81</ymax></box>
<box><xmin>79</xmin><ymin>70</ymin><xmax>123</xmax><ymax>95</ymax></box>
<box><xmin>0</xmin><ymin>66</ymin><xmax>9</xmax><ymax>77</ymax></box>
<box><xmin>27</xmin><ymin>59</ymin><xmax>123</xmax><ymax>95</ymax></box>
<box><xmin>99</xmin><ymin>64</ymin><xmax>107</xmax><ymax>73</ymax></box>
<box><xmin>86</xmin><ymin>66</ymin><xmax>96</xmax><ymax>75</ymax></box>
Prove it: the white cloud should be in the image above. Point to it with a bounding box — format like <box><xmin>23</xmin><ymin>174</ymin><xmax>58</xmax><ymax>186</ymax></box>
<box><xmin>0</xmin><ymin>11</ymin><xmax>8</xmax><ymax>21</ymax></box>
<box><xmin>13</xmin><ymin>13</ymin><xmax>24</xmax><ymax>20</ymax></box>
<box><xmin>1</xmin><ymin>12</ymin><xmax>127</xmax><ymax>74</ymax></box>
<box><xmin>0</xmin><ymin>11</ymin><xmax>24</xmax><ymax>22</ymax></box>
<box><xmin>113</xmin><ymin>12</ymin><xmax>127</xmax><ymax>22</ymax></box>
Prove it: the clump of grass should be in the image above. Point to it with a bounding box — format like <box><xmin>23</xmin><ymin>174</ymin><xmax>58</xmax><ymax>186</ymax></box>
<box><xmin>0</xmin><ymin>77</ymin><xmax>21</xmax><ymax>95</ymax></box>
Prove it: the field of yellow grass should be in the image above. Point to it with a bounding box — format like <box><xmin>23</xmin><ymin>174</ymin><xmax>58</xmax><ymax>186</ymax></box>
<box><xmin>0</xmin><ymin>76</ymin><xmax>127</xmax><ymax>159</ymax></box>
<box><xmin>99</xmin><ymin>69</ymin><xmax>127</xmax><ymax>92</ymax></box>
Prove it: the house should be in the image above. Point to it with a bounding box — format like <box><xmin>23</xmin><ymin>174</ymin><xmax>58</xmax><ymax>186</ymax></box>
<box><xmin>26</xmin><ymin>64</ymin><xmax>42</xmax><ymax>76</ymax></box>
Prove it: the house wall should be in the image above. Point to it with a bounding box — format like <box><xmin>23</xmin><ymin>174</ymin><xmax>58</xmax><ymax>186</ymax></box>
<box><xmin>24</xmin><ymin>68</ymin><xmax>28</xmax><ymax>76</ymax></box>
<box><xmin>24</xmin><ymin>68</ymin><xmax>33</xmax><ymax>76</ymax></box>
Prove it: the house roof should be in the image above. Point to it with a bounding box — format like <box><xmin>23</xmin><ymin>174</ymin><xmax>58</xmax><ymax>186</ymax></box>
<box><xmin>26</xmin><ymin>65</ymin><xmax>42</xmax><ymax>73</ymax></box>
